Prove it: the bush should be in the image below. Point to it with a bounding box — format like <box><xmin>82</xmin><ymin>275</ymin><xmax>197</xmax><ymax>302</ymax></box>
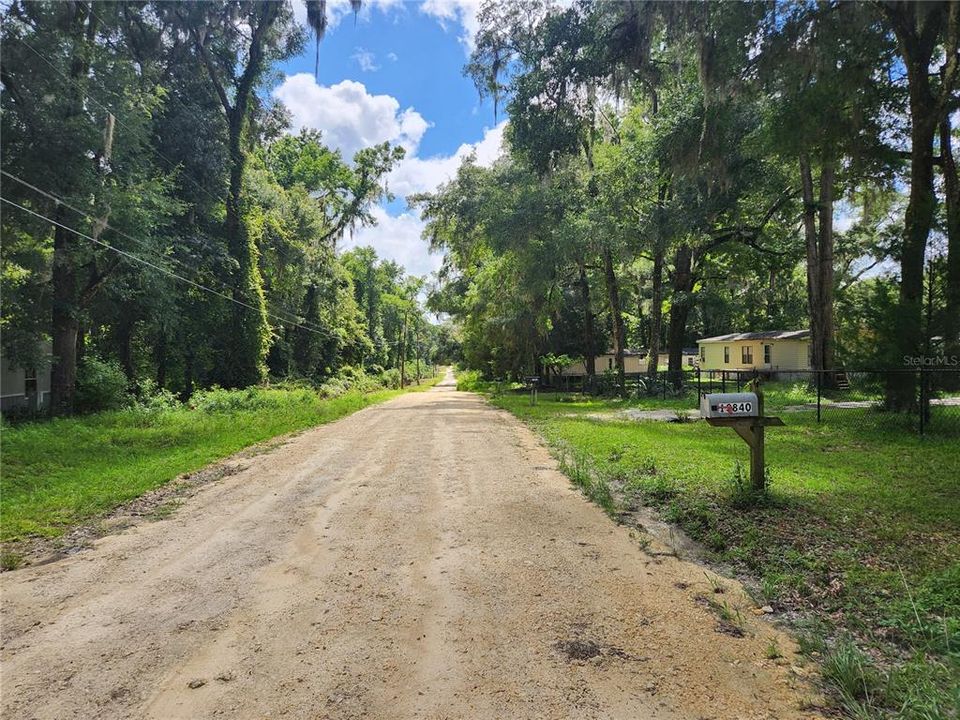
<box><xmin>190</xmin><ymin>386</ymin><xmax>268</xmax><ymax>412</ymax></box>
<box><xmin>75</xmin><ymin>357</ymin><xmax>129</xmax><ymax>413</ymax></box>
<box><xmin>456</xmin><ymin>369</ymin><xmax>484</xmax><ymax>391</ymax></box>
<box><xmin>379</xmin><ymin>368</ymin><xmax>401</xmax><ymax>389</ymax></box>
<box><xmin>131</xmin><ymin>378</ymin><xmax>180</xmax><ymax>412</ymax></box>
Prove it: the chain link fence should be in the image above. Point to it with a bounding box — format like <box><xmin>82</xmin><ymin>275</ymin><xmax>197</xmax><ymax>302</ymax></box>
<box><xmin>550</xmin><ymin>368</ymin><xmax>960</xmax><ymax>436</ymax></box>
<box><xmin>691</xmin><ymin>368</ymin><xmax>960</xmax><ymax>436</ymax></box>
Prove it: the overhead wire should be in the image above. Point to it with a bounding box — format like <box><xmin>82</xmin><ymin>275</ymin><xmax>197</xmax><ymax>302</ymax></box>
<box><xmin>5</xmin><ymin>23</ymin><xmax>408</xmax><ymax>350</ymax></box>
<box><xmin>9</xmin><ymin>31</ymin><xmax>312</xmax><ymax>272</ymax></box>
<box><xmin>0</xmin><ymin>169</ymin><xmax>338</xmax><ymax>337</ymax></box>
<box><xmin>0</xmin><ymin>195</ymin><xmax>344</xmax><ymax>340</ymax></box>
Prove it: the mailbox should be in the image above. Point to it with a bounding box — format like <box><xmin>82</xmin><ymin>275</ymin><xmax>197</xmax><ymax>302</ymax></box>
<box><xmin>700</xmin><ymin>392</ymin><xmax>759</xmax><ymax>419</ymax></box>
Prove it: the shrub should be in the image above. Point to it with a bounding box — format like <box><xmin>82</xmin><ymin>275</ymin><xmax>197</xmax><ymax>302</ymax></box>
<box><xmin>456</xmin><ymin>369</ymin><xmax>484</xmax><ymax>391</ymax></box>
<box><xmin>380</xmin><ymin>368</ymin><xmax>402</xmax><ymax>389</ymax></box>
<box><xmin>190</xmin><ymin>386</ymin><xmax>268</xmax><ymax>412</ymax></box>
<box><xmin>132</xmin><ymin>378</ymin><xmax>180</xmax><ymax>412</ymax></box>
<box><xmin>75</xmin><ymin>357</ymin><xmax>129</xmax><ymax>413</ymax></box>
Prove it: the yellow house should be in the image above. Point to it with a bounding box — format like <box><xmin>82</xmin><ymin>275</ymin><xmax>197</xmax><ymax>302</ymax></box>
<box><xmin>697</xmin><ymin>330</ymin><xmax>810</xmax><ymax>375</ymax></box>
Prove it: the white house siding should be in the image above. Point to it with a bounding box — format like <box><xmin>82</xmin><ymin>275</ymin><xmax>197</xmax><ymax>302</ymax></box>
<box><xmin>1</xmin><ymin>348</ymin><xmax>52</xmax><ymax>412</ymax></box>
<box><xmin>561</xmin><ymin>354</ymin><xmax>645</xmax><ymax>376</ymax></box>
<box><xmin>560</xmin><ymin>351</ymin><xmax>698</xmax><ymax>377</ymax></box>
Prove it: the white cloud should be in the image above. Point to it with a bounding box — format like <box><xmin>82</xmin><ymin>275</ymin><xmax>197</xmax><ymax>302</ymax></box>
<box><xmin>419</xmin><ymin>0</ymin><xmax>482</xmax><ymax>52</ymax></box>
<box><xmin>274</xmin><ymin>75</ymin><xmax>506</xmax><ymax>277</ymax></box>
<box><xmin>342</xmin><ymin>207</ymin><xmax>442</xmax><ymax>278</ymax></box>
<box><xmin>274</xmin><ymin>74</ymin><xmax>430</xmax><ymax>157</ymax></box>
<box><xmin>386</xmin><ymin>51</ymin><xmax>399</xmax><ymax>62</ymax></box>
<box><xmin>388</xmin><ymin>120</ymin><xmax>506</xmax><ymax>196</ymax></box>
<box><xmin>351</xmin><ymin>47</ymin><xmax>379</xmax><ymax>72</ymax></box>
<box><xmin>345</xmin><ymin>121</ymin><xmax>505</xmax><ymax>278</ymax></box>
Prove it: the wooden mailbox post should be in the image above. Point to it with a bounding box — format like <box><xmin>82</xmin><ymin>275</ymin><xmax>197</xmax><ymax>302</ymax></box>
<box><xmin>525</xmin><ymin>376</ymin><xmax>540</xmax><ymax>406</ymax></box>
<box><xmin>700</xmin><ymin>379</ymin><xmax>784</xmax><ymax>492</ymax></box>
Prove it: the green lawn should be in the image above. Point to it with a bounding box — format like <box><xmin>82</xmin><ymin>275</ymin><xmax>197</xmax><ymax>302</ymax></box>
<box><xmin>1</xmin><ymin>378</ymin><xmax>439</xmax><ymax>544</ymax></box>
<box><xmin>486</xmin><ymin>388</ymin><xmax>959</xmax><ymax>720</ymax></box>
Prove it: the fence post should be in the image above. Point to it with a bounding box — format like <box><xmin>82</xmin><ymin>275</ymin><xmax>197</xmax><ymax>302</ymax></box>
<box><xmin>919</xmin><ymin>369</ymin><xmax>925</xmax><ymax>436</ymax></box>
<box><xmin>697</xmin><ymin>367</ymin><xmax>702</xmax><ymax>398</ymax></box>
<box><xmin>816</xmin><ymin>370</ymin><xmax>822</xmax><ymax>424</ymax></box>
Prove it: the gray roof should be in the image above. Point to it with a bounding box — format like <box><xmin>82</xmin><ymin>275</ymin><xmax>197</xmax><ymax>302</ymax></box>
<box><xmin>698</xmin><ymin>329</ymin><xmax>810</xmax><ymax>343</ymax></box>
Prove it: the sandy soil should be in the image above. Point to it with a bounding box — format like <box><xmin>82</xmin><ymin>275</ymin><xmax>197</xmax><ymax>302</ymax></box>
<box><xmin>1</xmin><ymin>372</ymin><xmax>824</xmax><ymax>719</ymax></box>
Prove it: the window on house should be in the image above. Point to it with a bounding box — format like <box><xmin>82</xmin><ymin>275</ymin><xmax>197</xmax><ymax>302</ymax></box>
<box><xmin>723</xmin><ymin>346</ymin><xmax>730</xmax><ymax>364</ymax></box>
<box><xmin>763</xmin><ymin>344</ymin><xmax>772</xmax><ymax>364</ymax></box>
<box><xmin>24</xmin><ymin>367</ymin><xmax>37</xmax><ymax>395</ymax></box>
<box><xmin>700</xmin><ymin>346</ymin><xmax>705</xmax><ymax>361</ymax></box>
<box><xmin>608</xmin><ymin>358</ymin><xmax>613</xmax><ymax>370</ymax></box>
<box><xmin>742</xmin><ymin>345</ymin><xmax>753</xmax><ymax>364</ymax></box>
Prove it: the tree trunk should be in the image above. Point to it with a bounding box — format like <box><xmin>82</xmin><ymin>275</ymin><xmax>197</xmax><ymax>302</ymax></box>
<box><xmin>941</xmin><ymin>112</ymin><xmax>960</xmax><ymax>374</ymax></box>
<box><xmin>182</xmin><ymin>350</ymin><xmax>195</xmax><ymax>402</ymax></box>
<box><xmin>217</xmin><ymin>112</ymin><xmax>269</xmax><ymax>388</ymax></box>
<box><xmin>116</xmin><ymin>314</ymin><xmax>136</xmax><ymax>382</ymax></box>
<box><xmin>577</xmin><ymin>259</ymin><xmax>596</xmax><ymax>377</ymax></box>
<box><xmin>155</xmin><ymin>324</ymin><xmax>168</xmax><ymax>389</ymax></box>
<box><xmin>881</xmin><ymin>2</ymin><xmax>954</xmax><ymax>410</ymax></box>
<box><xmin>50</xmin><ymin>219</ymin><xmax>79</xmax><ymax>416</ymax></box>
<box><xmin>667</xmin><ymin>244</ymin><xmax>693</xmax><ymax>388</ymax></box>
<box><xmin>601</xmin><ymin>246</ymin><xmax>626</xmax><ymax>394</ymax></box>
<box><xmin>646</xmin><ymin>239</ymin><xmax>664</xmax><ymax>378</ymax></box>
<box><xmin>888</xmin><ymin>110</ymin><xmax>937</xmax><ymax>409</ymax></box>
<box><xmin>197</xmin><ymin>4</ymin><xmax>281</xmax><ymax>390</ymax></box>
<box><xmin>399</xmin><ymin>312</ymin><xmax>408</xmax><ymax>388</ymax></box>
<box><xmin>800</xmin><ymin>155</ymin><xmax>837</xmax><ymax>387</ymax></box>
<box><xmin>49</xmin><ymin>7</ymin><xmax>97</xmax><ymax>416</ymax></box>
<box><xmin>817</xmin><ymin>159</ymin><xmax>835</xmax><ymax>374</ymax></box>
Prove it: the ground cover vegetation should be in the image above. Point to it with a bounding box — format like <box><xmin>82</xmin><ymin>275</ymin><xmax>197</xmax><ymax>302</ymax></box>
<box><xmin>0</xmin><ymin>0</ymin><xmax>457</xmax><ymax>419</ymax></box>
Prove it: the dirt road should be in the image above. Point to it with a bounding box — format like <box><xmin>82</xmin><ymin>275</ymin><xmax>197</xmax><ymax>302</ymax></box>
<box><xmin>1</xmin><ymin>373</ymin><xmax>822</xmax><ymax>719</ymax></box>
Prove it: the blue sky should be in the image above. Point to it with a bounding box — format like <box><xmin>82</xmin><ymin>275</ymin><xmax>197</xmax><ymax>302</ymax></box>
<box><xmin>273</xmin><ymin>0</ymin><xmax>505</xmax><ymax>277</ymax></box>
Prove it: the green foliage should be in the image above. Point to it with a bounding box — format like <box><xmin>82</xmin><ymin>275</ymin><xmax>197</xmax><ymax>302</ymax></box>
<box><xmin>74</xmin><ymin>357</ymin><xmax>129</xmax><ymax>414</ymax></box>
<box><xmin>0</xmin><ymin>2</ymin><xmax>441</xmax><ymax>416</ymax></box>
<box><xmin>455</xmin><ymin>369</ymin><xmax>486</xmax><ymax>392</ymax></box>
<box><xmin>822</xmin><ymin>638</ymin><xmax>883</xmax><ymax>711</ymax></box>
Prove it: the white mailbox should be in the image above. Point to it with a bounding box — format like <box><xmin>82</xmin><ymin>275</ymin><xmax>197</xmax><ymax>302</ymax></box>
<box><xmin>700</xmin><ymin>392</ymin><xmax>759</xmax><ymax>419</ymax></box>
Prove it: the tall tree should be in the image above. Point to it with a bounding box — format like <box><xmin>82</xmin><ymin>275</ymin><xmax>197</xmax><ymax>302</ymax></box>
<box><xmin>182</xmin><ymin>0</ymin><xmax>301</xmax><ymax>388</ymax></box>
<box><xmin>1</xmin><ymin>1</ymin><xmax>171</xmax><ymax>414</ymax></box>
<box><xmin>877</xmin><ymin>1</ymin><xmax>959</xmax><ymax>408</ymax></box>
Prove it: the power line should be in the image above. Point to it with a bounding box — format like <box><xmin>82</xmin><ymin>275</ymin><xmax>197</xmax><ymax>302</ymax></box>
<box><xmin>9</xmin><ymin>31</ymin><xmax>308</xmax><ymax>271</ymax></box>
<box><xmin>0</xmin><ymin>195</ymin><xmax>341</xmax><ymax>340</ymax></box>
<box><xmin>1</xmin><ymin>169</ymin><xmax>336</xmax><ymax>337</ymax></box>
<box><xmin>5</xmin><ymin>28</ymin><xmax>412</xmax><ymax>350</ymax></box>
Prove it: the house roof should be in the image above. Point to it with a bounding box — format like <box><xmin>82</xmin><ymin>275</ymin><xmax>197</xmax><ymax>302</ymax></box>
<box><xmin>698</xmin><ymin>329</ymin><xmax>810</xmax><ymax>344</ymax></box>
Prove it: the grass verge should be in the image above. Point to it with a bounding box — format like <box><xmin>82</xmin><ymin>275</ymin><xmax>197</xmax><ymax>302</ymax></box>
<box><xmin>1</xmin><ymin>377</ymin><xmax>440</xmax><ymax>544</ymax></box>
<box><xmin>486</xmin><ymin>389</ymin><xmax>959</xmax><ymax>720</ymax></box>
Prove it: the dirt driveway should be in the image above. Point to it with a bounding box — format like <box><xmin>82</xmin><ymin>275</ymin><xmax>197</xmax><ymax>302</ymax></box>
<box><xmin>1</xmin><ymin>372</ymin><xmax>822</xmax><ymax>719</ymax></box>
